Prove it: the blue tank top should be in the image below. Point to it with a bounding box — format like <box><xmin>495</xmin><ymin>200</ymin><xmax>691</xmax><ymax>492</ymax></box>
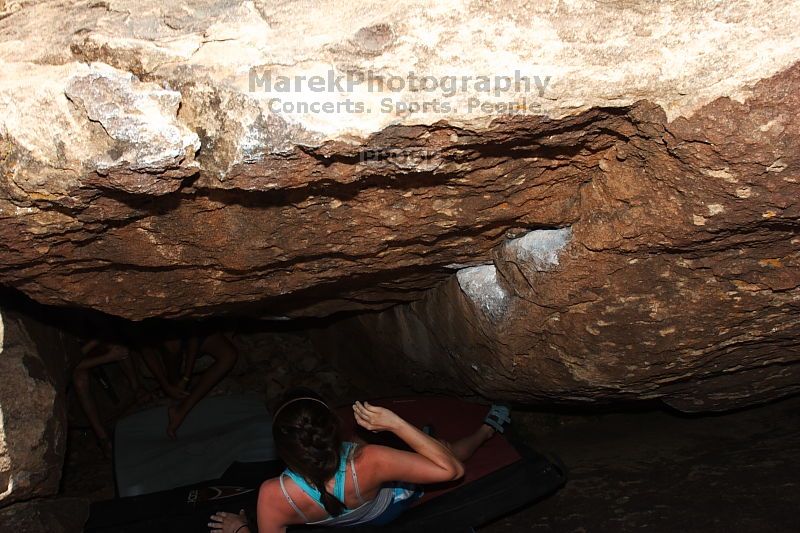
<box><xmin>281</xmin><ymin>441</ymin><xmax>361</xmax><ymax>511</ymax></box>
<box><xmin>279</xmin><ymin>441</ymin><xmax>421</xmax><ymax>526</ymax></box>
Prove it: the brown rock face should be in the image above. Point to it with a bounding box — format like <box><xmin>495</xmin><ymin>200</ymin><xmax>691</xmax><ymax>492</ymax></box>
<box><xmin>1</xmin><ymin>108</ymin><xmax>630</xmax><ymax>319</ymax></box>
<box><xmin>0</xmin><ymin>307</ymin><xmax>77</xmax><ymax>506</ymax></box>
<box><xmin>2</xmin><ymin>0</ymin><xmax>800</xmax><ymax>323</ymax></box>
<box><xmin>0</xmin><ymin>1</ymin><xmax>799</xmax><ymax>412</ymax></box>
<box><xmin>0</xmin><ymin>497</ymin><xmax>89</xmax><ymax>533</ymax></box>
<box><xmin>315</xmin><ymin>66</ymin><xmax>800</xmax><ymax>412</ymax></box>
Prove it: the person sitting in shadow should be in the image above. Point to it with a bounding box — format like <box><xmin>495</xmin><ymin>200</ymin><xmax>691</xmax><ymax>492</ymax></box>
<box><xmin>138</xmin><ymin>328</ymin><xmax>238</xmax><ymax>439</ymax></box>
<box><xmin>72</xmin><ymin>338</ymin><xmax>151</xmax><ymax>458</ymax></box>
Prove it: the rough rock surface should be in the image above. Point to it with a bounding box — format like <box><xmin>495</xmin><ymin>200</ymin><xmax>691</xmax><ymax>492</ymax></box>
<box><xmin>1</xmin><ymin>0</ymin><xmax>800</xmax><ymax>319</ymax></box>
<box><xmin>315</xmin><ymin>65</ymin><xmax>800</xmax><ymax>411</ymax></box>
<box><xmin>0</xmin><ymin>1</ymin><xmax>799</xmax><ymax>410</ymax></box>
<box><xmin>0</xmin><ymin>497</ymin><xmax>89</xmax><ymax>533</ymax></box>
<box><xmin>0</xmin><ymin>306</ymin><xmax>77</xmax><ymax>506</ymax></box>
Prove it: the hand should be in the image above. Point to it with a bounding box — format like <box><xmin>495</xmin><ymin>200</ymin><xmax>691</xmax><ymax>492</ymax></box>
<box><xmin>134</xmin><ymin>387</ymin><xmax>153</xmax><ymax>405</ymax></box>
<box><xmin>177</xmin><ymin>375</ymin><xmax>191</xmax><ymax>391</ymax></box>
<box><xmin>106</xmin><ymin>344</ymin><xmax>129</xmax><ymax>360</ymax></box>
<box><xmin>353</xmin><ymin>401</ymin><xmax>402</xmax><ymax>433</ymax></box>
<box><xmin>208</xmin><ymin>509</ymin><xmax>248</xmax><ymax>533</ymax></box>
<box><xmin>163</xmin><ymin>382</ymin><xmax>190</xmax><ymax>400</ymax></box>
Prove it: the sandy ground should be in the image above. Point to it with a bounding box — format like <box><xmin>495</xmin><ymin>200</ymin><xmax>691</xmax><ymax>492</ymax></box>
<box><xmin>480</xmin><ymin>396</ymin><xmax>800</xmax><ymax>533</ymax></box>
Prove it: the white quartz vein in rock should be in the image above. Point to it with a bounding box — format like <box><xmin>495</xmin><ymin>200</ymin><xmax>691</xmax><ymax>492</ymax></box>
<box><xmin>65</xmin><ymin>64</ymin><xmax>199</xmax><ymax>171</ymax></box>
<box><xmin>506</xmin><ymin>227</ymin><xmax>571</xmax><ymax>271</ymax></box>
<box><xmin>456</xmin><ymin>265</ymin><xmax>508</xmax><ymax>320</ymax></box>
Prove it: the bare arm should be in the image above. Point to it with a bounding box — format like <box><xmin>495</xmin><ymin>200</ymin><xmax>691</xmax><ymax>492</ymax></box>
<box><xmin>256</xmin><ymin>480</ymin><xmax>289</xmax><ymax>533</ymax></box>
<box><xmin>117</xmin><ymin>349</ymin><xmax>140</xmax><ymax>390</ymax></box>
<box><xmin>353</xmin><ymin>401</ymin><xmax>465</xmax><ymax>483</ymax></box>
<box><xmin>77</xmin><ymin>342</ymin><xmax>128</xmax><ymax>369</ymax></box>
<box><xmin>81</xmin><ymin>339</ymin><xmax>103</xmax><ymax>356</ymax></box>
<box><xmin>182</xmin><ymin>337</ymin><xmax>200</xmax><ymax>382</ymax></box>
<box><xmin>209</xmin><ymin>480</ymin><xmax>291</xmax><ymax>533</ymax></box>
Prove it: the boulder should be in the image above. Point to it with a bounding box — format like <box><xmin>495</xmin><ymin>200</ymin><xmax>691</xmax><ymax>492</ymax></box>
<box><xmin>0</xmin><ymin>0</ymin><xmax>798</xmax><ymax>320</ymax></box>
<box><xmin>0</xmin><ymin>0</ymin><xmax>798</xmax><ymax>411</ymax></box>
<box><xmin>314</xmin><ymin>67</ymin><xmax>800</xmax><ymax>411</ymax></box>
<box><xmin>0</xmin><ymin>497</ymin><xmax>89</xmax><ymax>533</ymax></box>
<box><xmin>0</xmin><ymin>306</ymin><xmax>74</xmax><ymax>506</ymax></box>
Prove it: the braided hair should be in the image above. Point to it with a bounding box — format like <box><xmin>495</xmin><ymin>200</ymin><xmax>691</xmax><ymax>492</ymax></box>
<box><xmin>272</xmin><ymin>388</ymin><xmax>346</xmax><ymax>517</ymax></box>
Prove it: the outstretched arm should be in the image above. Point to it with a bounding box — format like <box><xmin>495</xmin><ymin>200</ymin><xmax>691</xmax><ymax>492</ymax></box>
<box><xmin>180</xmin><ymin>336</ymin><xmax>200</xmax><ymax>388</ymax></box>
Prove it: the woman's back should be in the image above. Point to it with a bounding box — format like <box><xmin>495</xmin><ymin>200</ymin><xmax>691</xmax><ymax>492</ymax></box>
<box><xmin>279</xmin><ymin>442</ymin><xmax>380</xmax><ymax>522</ymax></box>
<box><xmin>261</xmin><ymin>442</ymin><xmax>395</xmax><ymax>527</ymax></box>
<box><xmin>251</xmin><ymin>398</ymin><xmax>468</xmax><ymax>533</ymax></box>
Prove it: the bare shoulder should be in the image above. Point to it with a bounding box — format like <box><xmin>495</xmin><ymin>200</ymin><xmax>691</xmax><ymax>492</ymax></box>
<box><xmin>259</xmin><ymin>477</ymin><xmax>281</xmax><ymax>497</ymax></box>
<box><xmin>257</xmin><ymin>478</ymin><xmax>293</xmax><ymax>523</ymax></box>
<box><xmin>352</xmin><ymin>443</ymin><xmax>407</xmax><ymax>481</ymax></box>
<box><xmin>353</xmin><ymin>442</ymin><xmax>386</xmax><ymax>467</ymax></box>
<box><xmin>350</xmin><ymin>443</ymin><xmax>392</xmax><ymax>489</ymax></box>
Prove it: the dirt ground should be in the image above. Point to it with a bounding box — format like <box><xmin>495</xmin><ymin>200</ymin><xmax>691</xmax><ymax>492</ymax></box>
<box><xmin>480</xmin><ymin>395</ymin><xmax>800</xmax><ymax>533</ymax></box>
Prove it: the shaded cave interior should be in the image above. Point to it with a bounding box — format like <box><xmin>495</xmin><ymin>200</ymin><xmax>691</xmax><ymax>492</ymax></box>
<box><xmin>5</xmin><ymin>283</ymin><xmax>799</xmax><ymax>533</ymax></box>
<box><xmin>0</xmin><ymin>282</ymin><xmax>668</xmax><ymax>506</ymax></box>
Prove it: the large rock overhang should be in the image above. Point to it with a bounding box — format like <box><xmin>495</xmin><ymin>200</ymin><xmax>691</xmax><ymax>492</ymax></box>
<box><xmin>1</xmin><ymin>0</ymin><xmax>799</xmax><ymax>321</ymax></box>
<box><xmin>0</xmin><ymin>0</ymin><xmax>799</xmax><ymax>412</ymax></box>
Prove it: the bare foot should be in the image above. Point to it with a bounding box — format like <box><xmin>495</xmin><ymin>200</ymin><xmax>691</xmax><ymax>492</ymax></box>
<box><xmin>167</xmin><ymin>405</ymin><xmax>186</xmax><ymax>440</ymax></box>
<box><xmin>164</xmin><ymin>383</ymin><xmax>189</xmax><ymax>401</ymax></box>
<box><xmin>96</xmin><ymin>435</ymin><xmax>113</xmax><ymax>460</ymax></box>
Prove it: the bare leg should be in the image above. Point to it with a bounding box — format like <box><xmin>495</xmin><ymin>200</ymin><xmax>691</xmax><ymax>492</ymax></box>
<box><xmin>73</xmin><ymin>365</ymin><xmax>110</xmax><ymax>448</ymax></box>
<box><xmin>168</xmin><ymin>333</ymin><xmax>237</xmax><ymax>439</ymax></box>
<box><xmin>162</xmin><ymin>338</ymin><xmax>183</xmax><ymax>384</ymax></box>
<box><xmin>178</xmin><ymin>337</ymin><xmax>200</xmax><ymax>391</ymax></box>
<box><xmin>119</xmin><ymin>352</ymin><xmax>152</xmax><ymax>405</ymax></box>
<box><xmin>444</xmin><ymin>424</ymin><xmax>496</xmax><ymax>462</ymax></box>
<box><xmin>141</xmin><ymin>345</ymin><xmax>187</xmax><ymax>401</ymax></box>
<box><xmin>73</xmin><ymin>344</ymin><xmax>130</xmax><ymax>457</ymax></box>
